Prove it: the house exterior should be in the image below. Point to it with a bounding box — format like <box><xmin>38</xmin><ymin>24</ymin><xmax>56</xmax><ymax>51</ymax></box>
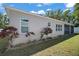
<box><xmin>5</xmin><ymin>6</ymin><xmax>74</xmax><ymax>45</ymax></box>
<box><xmin>74</xmin><ymin>27</ymin><xmax>79</xmax><ymax>33</ymax></box>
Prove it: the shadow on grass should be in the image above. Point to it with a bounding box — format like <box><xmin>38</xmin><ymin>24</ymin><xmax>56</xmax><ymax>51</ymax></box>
<box><xmin>1</xmin><ymin>34</ymin><xmax>77</xmax><ymax>56</ymax></box>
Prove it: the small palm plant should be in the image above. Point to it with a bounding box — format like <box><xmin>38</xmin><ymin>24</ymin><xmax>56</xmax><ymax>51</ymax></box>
<box><xmin>40</xmin><ymin>27</ymin><xmax>52</xmax><ymax>40</ymax></box>
<box><xmin>25</xmin><ymin>32</ymin><xmax>35</xmax><ymax>37</ymax></box>
<box><xmin>25</xmin><ymin>32</ymin><xmax>35</xmax><ymax>43</ymax></box>
<box><xmin>0</xmin><ymin>26</ymin><xmax>19</xmax><ymax>47</ymax></box>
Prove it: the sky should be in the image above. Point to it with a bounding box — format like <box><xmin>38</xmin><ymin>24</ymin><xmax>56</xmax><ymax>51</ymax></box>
<box><xmin>0</xmin><ymin>3</ymin><xmax>76</xmax><ymax>15</ymax></box>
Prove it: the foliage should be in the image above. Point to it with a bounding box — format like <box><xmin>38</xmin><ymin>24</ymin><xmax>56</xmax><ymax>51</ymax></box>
<box><xmin>74</xmin><ymin>3</ymin><xmax>79</xmax><ymax>16</ymax></box>
<box><xmin>25</xmin><ymin>32</ymin><xmax>35</xmax><ymax>37</ymax></box>
<box><xmin>45</xmin><ymin>9</ymin><xmax>63</xmax><ymax>20</ymax></box>
<box><xmin>0</xmin><ymin>14</ymin><xmax>9</xmax><ymax>29</ymax></box>
<box><xmin>3</xmin><ymin>26</ymin><xmax>17</xmax><ymax>31</ymax></box>
<box><xmin>0</xmin><ymin>30</ymin><xmax>8</xmax><ymax>38</ymax></box>
<box><xmin>73</xmin><ymin>3</ymin><xmax>79</xmax><ymax>26</ymax></box>
<box><xmin>45</xmin><ymin>9</ymin><xmax>74</xmax><ymax>23</ymax></box>
<box><xmin>0</xmin><ymin>34</ymin><xmax>77</xmax><ymax>56</ymax></box>
<box><xmin>0</xmin><ymin>26</ymin><xmax>19</xmax><ymax>51</ymax></box>
<box><xmin>0</xmin><ymin>37</ymin><xmax>9</xmax><ymax>54</ymax></box>
<box><xmin>74</xmin><ymin>23</ymin><xmax>79</xmax><ymax>27</ymax></box>
<box><xmin>33</xmin><ymin>34</ymin><xmax>79</xmax><ymax>56</ymax></box>
<box><xmin>0</xmin><ymin>26</ymin><xmax>18</xmax><ymax>38</ymax></box>
<box><xmin>40</xmin><ymin>27</ymin><xmax>52</xmax><ymax>39</ymax></box>
<box><xmin>41</xmin><ymin>27</ymin><xmax>52</xmax><ymax>35</ymax></box>
<box><xmin>62</xmin><ymin>9</ymin><xmax>70</xmax><ymax>20</ymax></box>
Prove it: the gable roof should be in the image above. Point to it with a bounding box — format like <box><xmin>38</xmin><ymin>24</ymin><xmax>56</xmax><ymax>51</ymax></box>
<box><xmin>5</xmin><ymin>6</ymin><xmax>74</xmax><ymax>26</ymax></box>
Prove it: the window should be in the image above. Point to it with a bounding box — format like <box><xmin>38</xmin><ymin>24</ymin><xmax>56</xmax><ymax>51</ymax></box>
<box><xmin>57</xmin><ymin>25</ymin><xmax>59</xmax><ymax>31</ymax></box>
<box><xmin>21</xmin><ymin>17</ymin><xmax>28</xmax><ymax>33</ymax></box>
<box><xmin>60</xmin><ymin>25</ymin><xmax>62</xmax><ymax>31</ymax></box>
<box><xmin>56</xmin><ymin>24</ymin><xmax>62</xmax><ymax>31</ymax></box>
<box><xmin>56</xmin><ymin>24</ymin><xmax>58</xmax><ymax>31</ymax></box>
<box><xmin>21</xmin><ymin>27</ymin><xmax>28</xmax><ymax>33</ymax></box>
<box><xmin>48</xmin><ymin>22</ymin><xmax>51</xmax><ymax>26</ymax></box>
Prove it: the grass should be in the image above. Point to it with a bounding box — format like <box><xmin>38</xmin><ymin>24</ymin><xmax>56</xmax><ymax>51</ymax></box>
<box><xmin>0</xmin><ymin>37</ymin><xmax>9</xmax><ymax>54</ymax></box>
<box><xmin>0</xmin><ymin>34</ymin><xmax>77</xmax><ymax>56</ymax></box>
<box><xmin>33</xmin><ymin>34</ymin><xmax>79</xmax><ymax>56</ymax></box>
<box><xmin>0</xmin><ymin>37</ymin><xmax>8</xmax><ymax>49</ymax></box>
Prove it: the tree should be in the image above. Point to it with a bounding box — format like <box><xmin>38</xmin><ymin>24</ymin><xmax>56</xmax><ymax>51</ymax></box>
<box><xmin>62</xmin><ymin>9</ymin><xmax>71</xmax><ymax>21</ymax></box>
<box><xmin>45</xmin><ymin>9</ymin><xmax>74</xmax><ymax>22</ymax></box>
<box><xmin>45</xmin><ymin>9</ymin><xmax>63</xmax><ymax>20</ymax></box>
<box><xmin>54</xmin><ymin>9</ymin><xmax>63</xmax><ymax>20</ymax></box>
<box><xmin>0</xmin><ymin>13</ymin><xmax>4</xmax><ymax>28</ymax></box>
<box><xmin>45</xmin><ymin>10</ymin><xmax>55</xmax><ymax>18</ymax></box>
<box><xmin>72</xmin><ymin>3</ymin><xmax>79</xmax><ymax>26</ymax></box>
<box><xmin>0</xmin><ymin>13</ymin><xmax>9</xmax><ymax>29</ymax></box>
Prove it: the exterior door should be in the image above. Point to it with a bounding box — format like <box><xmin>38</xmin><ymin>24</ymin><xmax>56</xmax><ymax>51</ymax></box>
<box><xmin>71</xmin><ymin>26</ymin><xmax>74</xmax><ymax>34</ymax></box>
<box><xmin>64</xmin><ymin>24</ymin><xmax>70</xmax><ymax>34</ymax></box>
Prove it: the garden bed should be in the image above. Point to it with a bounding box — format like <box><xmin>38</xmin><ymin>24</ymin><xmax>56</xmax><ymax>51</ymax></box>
<box><xmin>0</xmin><ymin>34</ymin><xmax>77</xmax><ymax>56</ymax></box>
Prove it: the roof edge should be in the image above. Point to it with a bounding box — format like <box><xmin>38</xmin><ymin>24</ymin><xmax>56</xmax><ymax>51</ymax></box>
<box><xmin>5</xmin><ymin>6</ymin><xmax>74</xmax><ymax>26</ymax></box>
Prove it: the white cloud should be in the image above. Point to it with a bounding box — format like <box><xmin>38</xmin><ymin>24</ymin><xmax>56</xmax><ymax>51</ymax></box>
<box><xmin>30</xmin><ymin>10</ymin><xmax>45</xmax><ymax>15</ymax></box>
<box><xmin>46</xmin><ymin>8</ymin><xmax>52</xmax><ymax>11</ymax></box>
<box><xmin>64</xmin><ymin>3</ymin><xmax>76</xmax><ymax>12</ymax></box>
<box><xmin>36</xmin><ymin>3</ymin><xmax>52</xmax><ymax>7</ymax></box>
<box><xmin>37</xmin><ymin>10</ymin><xmax>45</xmax><ymax>14</ymax></box>
<box><xmin>37</xmin><ymin>4</ymin><xmax>42</xmax><ymax>7</ymax></box>
<box><xmin>65</xmin><ymin>3</ymin><xmax>76</xmax><ymax>8</ymax></box>
<box><xmin>42</xmin><ymin>3</ymin><xmax>52</xmax><ymax>6</ymax></box>
<box><xmin>30</xmin><ymin>11</ymin><xmax>37</xmax><ymax>14</ymax></box>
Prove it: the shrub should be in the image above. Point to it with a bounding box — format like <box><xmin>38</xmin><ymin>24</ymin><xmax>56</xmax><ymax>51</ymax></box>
<box><xmin>3</xmin><ymin>26</ymin><xmax>17</xmax><ymax>31</ymax></box>
<box><xmin>25</xmin><ymin>32</ymin><xmax>30</xmax><ymax>37</ymax></box>
<box><xmin>12</xmin><ymin>32</ymin><xmax>19</xmax><ymax>38</ymax></box>
<box><xmin>41</xmin><ymin>27</ymin><xmax>52</xmax><ymax>35</ymax></box>
<box><xmin>30</xmin><ymin>32</ymin><xmax>35</xmax><ymax>35</ymax></box>
<box><xmin>0</xmin><ymin>31</ymin><xmax>8</xmax><ymax>38</ymax></box>
<box><xmin>0</xmin><ymin>26</ymin><xmax>19</xmax><ymax>38</ymax></box>
<box><xmin>25</xmin><ymin>32</ymin><xmax>35</xmax><ymax>37</ymax></box>
<box><xmin>40</xmin><ymin>27</ymin><xmax>53</xmax><ymax>39</ymax></box>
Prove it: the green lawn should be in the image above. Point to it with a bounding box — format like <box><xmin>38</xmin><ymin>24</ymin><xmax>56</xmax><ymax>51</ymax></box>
<box><xmin>0</xmin><ymin>37</ymin><xmax>9</xmax><ymax>54</ymax></box>
<box><xmin>33</xmin><ymin>34</ymin><xmax>79</xmax><ymax>56</ymax></box>
<box><xmin>0</xmin><ymin>34</ymin><xmax>79</xmax><ymax>56</ymax></box>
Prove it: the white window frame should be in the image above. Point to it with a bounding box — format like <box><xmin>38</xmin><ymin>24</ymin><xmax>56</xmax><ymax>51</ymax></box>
<box><xmin>20</xmin><ymin>16</ymin><xmax>29</xmax><ymax>33</ymax></box>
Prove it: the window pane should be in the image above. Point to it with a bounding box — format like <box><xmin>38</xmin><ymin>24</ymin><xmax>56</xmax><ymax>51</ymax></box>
<box><xmin>21</xmin><ymin>21</ymin><xmax>28</xmax><ymax>27</ymax></box>
<box><xmin>56</xmin><ymin>24</ymin><xmax>57</xmax><ymax>31</ymax></box>
<box><xmin>56</xmin><ymin>24</ymin><xmax>62</xmax><ymax>31</ymax></box>
<box><xmin>21</xmin><ymin>18</ymin><xmax>28</xmax><ymax>33</ymax></box>
<box><xmin>21</xmin><ymin>27</ymin><xmax>28</xmax><ymax>33</ymax></box>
